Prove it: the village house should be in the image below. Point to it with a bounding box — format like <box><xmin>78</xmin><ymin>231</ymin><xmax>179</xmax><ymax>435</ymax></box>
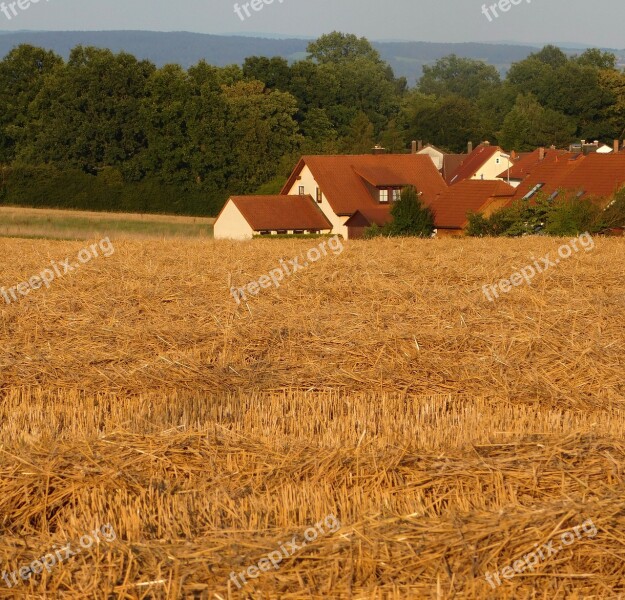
<box><xmin>447</xmin><ymin>142</ymin><xmax>512</xmax><ymax>185</ymax></box>
<box><xmin>428</xmin><ymin>179</ymin><xmax>515</xmax><ymax>236</ymax></box>
<box><xmin>415</xmin><ymin>141</ymin><xmax>466</xmax><ymax>183</ymax></box>
<box><xmin>504</xmin><ymin>150</ymin><xmax>625</xmax><ymax>208</ymax></box>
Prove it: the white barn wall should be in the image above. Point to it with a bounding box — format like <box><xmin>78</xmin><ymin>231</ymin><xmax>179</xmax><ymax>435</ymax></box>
<box><xmin>213</xmin><ymin>200</ymin><xmax>254</xmax><ymax>240</ymax></box>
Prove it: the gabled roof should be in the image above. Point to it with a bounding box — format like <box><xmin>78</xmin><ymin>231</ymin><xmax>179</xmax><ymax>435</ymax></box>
<box><xmin>226</xmin><ymin>195</ymin><xmax>332</xmax><ymax>231</ymax></box>
<box><xmin>447</xmin><ymin>143</ymin><xmax>500</xmax><ymax>185</ymax></box>
<box><xmin>496</xmin><ymin>148</ymin><xmax>571</xmax><ymax>181</ymax></box>
<box><xmin>282</xmin><ymin>154</ymin><xmax>447</xmax><ymax>216</ymax></box>
<box><xmin>509</xmin><ymin>153</ymin><xmax>625</xmax><ymax>206</ymax></box>
<box><xmin>428</xmin><ymin>179</ymin><xmax>515</xmax><ymax>229</ymax></box>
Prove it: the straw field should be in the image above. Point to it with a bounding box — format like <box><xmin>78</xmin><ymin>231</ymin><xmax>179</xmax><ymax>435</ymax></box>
<box><xmin>0</xmin><ymin>235</ymin><xmax>624</xmax><ymax>599</ymax></box>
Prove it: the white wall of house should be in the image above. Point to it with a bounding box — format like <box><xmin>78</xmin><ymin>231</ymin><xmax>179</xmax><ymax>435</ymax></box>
<box><xmin>417</xmin><ymin>147</ymin><xmax>444</xmax><ymax>170</ymax></box>
<box><xmin>284</xmin><ymin>164</ymin><xmax>349</xmax><ymax>238</ymax></box>
<box><xmin>472</xmin><ymin>151</ymin><xmax>513</xmax><ymax>182</ymax></box>
<box><xmin>213</xmin><ymin>200</ymin><xmax>254</xmax><ymax>240</ymax></box>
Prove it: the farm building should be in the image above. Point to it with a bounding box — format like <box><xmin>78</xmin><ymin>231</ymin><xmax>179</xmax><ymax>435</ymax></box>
<box><xmin>213</xmin><ymin>195</ymin><xmax>332</xmax><ymax>240</ymax></box>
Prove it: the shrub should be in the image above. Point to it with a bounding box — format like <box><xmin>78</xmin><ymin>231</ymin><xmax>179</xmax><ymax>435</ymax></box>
<box><xmin>0</xmin><ymin>165</ymin><xmax>227</xmax><ymax>216</ymax></box>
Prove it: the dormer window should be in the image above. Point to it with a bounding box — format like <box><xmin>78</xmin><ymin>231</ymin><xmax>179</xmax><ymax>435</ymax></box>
<box><xmin>379</xmin><ymin>189</ymin><xmax>389</xmax><ymax>203</ymax></box>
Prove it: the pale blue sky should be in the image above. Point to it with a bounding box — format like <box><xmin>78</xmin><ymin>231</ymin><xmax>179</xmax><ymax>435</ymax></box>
<box><xmin>1</xmin><ymin>0</ymin><xmax>623</xmax><ymax>49</ymax></box>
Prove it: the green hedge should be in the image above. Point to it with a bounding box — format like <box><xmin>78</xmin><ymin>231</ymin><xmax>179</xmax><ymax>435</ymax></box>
<box><xmin>0</xmin><ymin>166</ymin><xmax>228</xmax><ymax>216</ymax></box>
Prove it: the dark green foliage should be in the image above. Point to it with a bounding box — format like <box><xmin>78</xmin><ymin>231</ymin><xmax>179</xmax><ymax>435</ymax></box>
<box><xmin>467</xmin><ymin>192</ymin><xmax>618</xmax><ymax>238</ymax></box>
<box><xmin>0</xmin><ymin>165</ymin><xmax>222</xmax><ymax>216</ymax></box>
<box><xmin>366</xmin><ymin>186</ymin><xmax>434</xmax><ymax>238</ymax></box>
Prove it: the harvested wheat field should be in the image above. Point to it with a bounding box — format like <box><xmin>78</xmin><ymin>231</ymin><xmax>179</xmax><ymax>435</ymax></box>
<box><xmin>1</xmin><ymin>235</ymin><xmax>625</xmax><ymax>599</ymax></box>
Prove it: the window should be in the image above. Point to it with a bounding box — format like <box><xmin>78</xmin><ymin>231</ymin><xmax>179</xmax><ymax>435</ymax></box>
<box><xmin>294</xmin><ymin>230</ymin><xmax>304</xmax><ymax>234</ymax></box>
<box><xmin>379</xmin><ymin>189</ymin><xmax>389</xmax><ymax>203</ymax></box>
<box><xmin>298</xmin><ymin>186</ymin><xmax>305</xmax><ymax>196</ymax></box>
<box><xmin>316</xmin><ymin>187</ymin><xmax>322</xmax><ymax>203</ymax></box>
<box><xmin>276</xmin><ymin>230</ymin><xmax>287</xmax><ymax>235</ymax></box>
<box><xmin>548</xmin><ymin>191</ymin><xmax>559</xmax><ymax>202</ymax></box>
<box><xmin>392</xmin><ymin>189</ymin><xmax>401</xmax><ymax>202</ymax></box>
<box><xmin>496</xmin><ymin>158</ymin><xmax>501</xmax><ymax>164</ymax></box>
<box><xmin>522</xmin><ymin>183</ymin><xmax>544</xmax><ymax>200</ymax></box>
<box><xmin>259</xmin><ymin>231</ymin><xmax>271</xmax><ymax>236</ymax></box>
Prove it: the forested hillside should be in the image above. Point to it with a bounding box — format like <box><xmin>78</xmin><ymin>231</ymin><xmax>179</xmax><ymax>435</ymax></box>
<box><xmin>1</xmin><ymin>30</ymin><xmax>604</xmax><ymax>81</ymax></box>
<box><xmin>1</xmin><ymin>32</ymin><xmax>624</xmax><ymax>216</ymax></box>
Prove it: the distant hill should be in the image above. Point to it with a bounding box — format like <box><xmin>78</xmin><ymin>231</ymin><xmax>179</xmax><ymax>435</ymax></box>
<box><xmin>0</xmin><ymin>31</ymin><xmax>623</xmax><ymax>83</ymax></box>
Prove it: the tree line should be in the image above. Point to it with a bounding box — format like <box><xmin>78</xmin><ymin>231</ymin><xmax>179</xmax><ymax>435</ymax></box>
<box><xmin>0</xmin><ymin>32</ymin><xmax>624</xmax><ymax>216</ymax></box>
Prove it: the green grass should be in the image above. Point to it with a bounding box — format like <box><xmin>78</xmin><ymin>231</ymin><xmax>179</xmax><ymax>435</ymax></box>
<box><xmin>0</xmin><ymin>211</ymin><xmax>214</xmax><ymax>240</ymax></box>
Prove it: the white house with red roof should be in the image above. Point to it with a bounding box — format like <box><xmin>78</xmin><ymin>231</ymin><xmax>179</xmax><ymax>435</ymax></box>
<box><xmin>280</xmin><ymin>154</ymin><xmax>447</xmax><ymax>239</ymax></box>
<box><xmin>447</xmin><ymin>142</ymin><xmax>512</xmax><ymax>186</ymax></box>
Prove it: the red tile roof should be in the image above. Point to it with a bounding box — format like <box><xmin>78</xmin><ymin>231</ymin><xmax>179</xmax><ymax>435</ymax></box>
<box><xmin>282</xmin><ymin>154</ymin><xmax>447</xmax><ymax>216</ymax></box>
<box><xmin>509</xmin><ymin>153</ymin><xmax>625</xmax><ymax>206</ymax></box>
<box><xmin>496</xmin><ymin>148</ymin><xmax>572</xmax><ymax>181</ymax></box>
<box><xmin>442</xmin><ymin>154</ymin><xmax>467</xmax><ymax>183</ymax></box>
<box><xmin>428</xmin><ymin>179</ymin><xmax>515</xmax><ymax>229</ymax></box>
<box><xmin>447</xmin><ymin>143</ymin><xmax>500</xmax><ymax>185</ymax></box>
<box><xmin>227</xmin><ymin>195</ymin><xmax>332</xmax><ymax>231</ymax></box>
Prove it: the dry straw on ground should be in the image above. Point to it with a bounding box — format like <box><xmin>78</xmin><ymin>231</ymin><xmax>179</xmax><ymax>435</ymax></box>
<box><xmin>0</xmin><ymin>236</ymin><xmax>624</xmax><ymax>598</ymax></box>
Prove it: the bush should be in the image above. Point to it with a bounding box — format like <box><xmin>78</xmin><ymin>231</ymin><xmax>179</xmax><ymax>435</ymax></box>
<box><xmin>0</xmin><ymin>165</ymin><xmax>227</xmax><ymax>216</ymax></box>
<box><xmin>466</xmin><ymin>193</ymin><xmax>609</xmax><ymax>237</ymax></box>
<box><xmin>384</xmin><ymin>186</ymin><xmax>435</xmax><ymax>237</ymax></box>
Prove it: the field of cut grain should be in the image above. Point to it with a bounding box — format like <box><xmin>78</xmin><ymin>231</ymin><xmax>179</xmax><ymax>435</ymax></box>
<box><xmin>1</xmin><ymin>235</ymin><xmax>624</xmax><ymax>599</ymax></box>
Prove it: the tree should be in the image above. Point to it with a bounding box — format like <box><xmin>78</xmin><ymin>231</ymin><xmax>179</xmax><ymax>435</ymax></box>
<box><xmin>576</xmin><ymin>48</ymin><xmax>617</xmax><ymax>70</ymax></box>
<box><xmin>242</xmin><ymin>56</ymin><xmax>290</xmax><ymax>90</ymax></box>
<box><xmin>384</xmin><ymin>186</ymin><xmax>435</xmax><ymax>237</ymax></box>
<box><xmin>498</xmin><ymin>94</ymin><xmax>576</xmax><ymax>150</ymax></box>
<box><xmin>403</xmin><ymin>92</ymin><xmax>483</xmax><ymax>153</ymax></box>
<box><xmin>307</xmin><ymin>32</ymin><xmax>383</xmax><ymax>66</ymax></box>
<box><xmin>340</xmin><ymin>111</ymin><xmax>375</xmax><ymax>154</ymax></box>
<box><xmin>17</xmin><ymin>46</ymin><xmax>155</xmax><ymax>172</ymax></box>
<box><xmin>418</xmin><ymin>55</ymin><xmax>501</xmax><ymax>100</ymax></box>
<box><xmin>0</xmin><ymin>45</ymin><xmax>63</xmax><ymax>163</ymax></box>
<box><xmin>221</xmin><ymin>80</ymin><xmax>302</xmax><ymax>193</ymax></box>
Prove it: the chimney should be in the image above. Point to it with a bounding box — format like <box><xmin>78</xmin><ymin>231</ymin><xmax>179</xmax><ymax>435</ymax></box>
<box><xmin>468</xmin><ymin>141</ymin><xmax>473</xmax><ymax>154</ymax></box>
<box><xmin>372</xmin><ymin>145</ymin><xmax>386</xmax><ymax>155</ymax></box>
<box><xmin>510</xmin><ymin>150</ymin><xmax>517</xmax><ymax>159</ymax></box>
<box><xmin>418</xmin><ymin>140</ymin><xmax>423</xmax><ymax>152</ymax></box>
<box><xmin>483</xmin><ymin>140</ymin><xmax>491</xmax><ymax>146</ymax></box>
<box><xmin>581</xmin><ymin>139</ymin><xmax>586</xmax><ymax>147</ymax></box>
<box><xmin>615</xmin><ymin>140</ymin><xmax>620</xmax><ymax>153</ymax></box>
<box><xmin>411</xmin><ymin>140</ymin><xmax>417</xmax><ymax>154</ymax></box>
<box><xmin>539</xmin><ymin>147</ymin><xmax>545</xmax><ymax>161</ymax></box>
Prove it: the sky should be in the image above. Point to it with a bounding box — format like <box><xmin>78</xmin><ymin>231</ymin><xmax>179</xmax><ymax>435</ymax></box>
<box><xmin>0</xmin><ymin>0</ymin><xmax>623</xmax><ymax>49</ymax></box>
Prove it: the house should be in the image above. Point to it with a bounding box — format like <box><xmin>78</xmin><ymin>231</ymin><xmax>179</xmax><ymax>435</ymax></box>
<box><xmin>280</xmin><ymin>154</ymin><xmax>447</xmax><ymax>239</ymax></box>
<box><xmin>495</xmin><ymin>147</ymin><xmax>571</xmax><ymax>188</ymax></box>
<box><xmin>415</xmin><ymin>142</ymin><xmax>466</xmax><ymax>183</ymax></box>
<box><xmin>214</xmin><ymin>195</ymin><xmax>332</xmax><ymax>240</ymax></box>
<box><xmin>428</xmin><ymin>179</ymin><xmax>515</xmax><ymax>236</ymax></box>
<box><xmin>447</xmin><ymin>142</ymin><xmax>511</xmax><ymax>185</ymax></box>
<box><xmin>506</xmin><ymin>152</ymin><xmax>625</xmax><ymax>208</ymax></box>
